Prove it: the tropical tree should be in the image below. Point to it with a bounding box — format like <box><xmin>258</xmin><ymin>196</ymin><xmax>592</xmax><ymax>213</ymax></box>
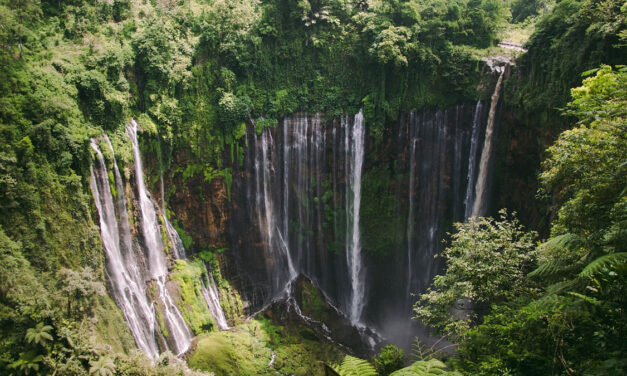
<box><xmin>89</xmin><ymin>356</ymin><xmax>115</xmax><ymax>376</ymax></box>
<box><xmin>8</xmin><ymin>351</ymin><xmax>44</xmax><ymax>375</ymax></box>
<box><xmin>414</xmin><ymin>210</ymin><xmax>537</xmax><ymax>337</ymax></box>
<box><xmin>25</xmin><ymin>323</ymin><xmax>53</xmax><ymax>347</ymax></box>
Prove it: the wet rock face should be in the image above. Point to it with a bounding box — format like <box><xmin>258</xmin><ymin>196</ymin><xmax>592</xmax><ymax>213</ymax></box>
<box><xmin>493</xmin><ymin>104</ymin><xmax>555</xmax><ymax>235</ymax></box>
<box><xmin>171</xmin><ymin>172</ymin><xmax>229</xmax><ymax>248</ymax></box>
<box><xmin>262</xmin><ymin>275</ymin><xmax>376</xmax><ymax>357</ymax></box>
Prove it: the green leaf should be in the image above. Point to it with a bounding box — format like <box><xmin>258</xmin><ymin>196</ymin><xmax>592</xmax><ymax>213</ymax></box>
<box><xmin>390</xmin><ymin>359</ymin><xmax>461</xmax><ymax>375</ymax></box>
<box><xmin>331</xmin><ymin>355</ymin><xmax>377</xmax><ymax>376</ymax></box>
<box><xmin>579</xmin><ymin>253</ymin><xmax>627</xmax><ymax>277</ymax></box>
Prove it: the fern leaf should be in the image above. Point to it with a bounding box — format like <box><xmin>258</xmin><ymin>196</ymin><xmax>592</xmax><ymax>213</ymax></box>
<box><xmin>545</xmin><ymin>278</ymin><xmax>582</xmax><ymax>294</ymax></box>
<box><xmin>540</xmin><ymin>233</ymin><xmax>584</xmax><ymax>252</ymax></box>
<box><xmin>567</xmin><ymin>292</ymin><xmax>602</xmax><ymax>306</ymax></box>
<box><xmin>332</xmin><ymin>355</ymin><xmax>377</xmax><ymax>376</ymax></box>
<box><xmin>530</xmin><ymin>234</ymin><xmax>586</xmax><ymax>279</ymax></box>
<box><xmin>579</xmin><ymin>252</ymin><xmax>627</xmax><ymax>277</ymax></box>
<box><xmin>390</xmin><ymin>359</ymin><xmax>459</xmax><ymax>376</ymax></box>
<box><xmin>528</xmin><ymin>294</ymin><xmax>570</xmax><ymax>311</ymax></box>
<box><xmin>529</xmin><ymin>258</ymin><xmax>572</xmax><ymax>278</ymax></box>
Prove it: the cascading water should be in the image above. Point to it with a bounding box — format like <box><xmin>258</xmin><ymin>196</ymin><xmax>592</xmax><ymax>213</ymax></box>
<box><xmin>344</xmin><ymin>111</ymin><xmax>366</xmax><ymax>325</ymax></box>
<box><xmin>464</xmin><ymin>101</ymin><xmax>486</xmax><ymax>219</ymax></box>
<box><xmin>160</xmin><ymin>176</ymin><xmax>186</xmax><ymax>260</ymax></box>
<box><xmin>236</xmin><ymin>95</ymin><xmax>502</xmax><ymax>347</ymax></box>
<box><xmin>200</xmin><ymin>265</ymin><xmax>229</xmax><ymax>330</ymax></box>
<box><xmin>472</xmin><ymin>67</ymin><xmax>505</xmax><ymax>217</ymax></box>
<box><xmin>160</xmin><ymin>172</ymin><xmax>229</xmax><ymax>330</ymax></box>
<box><xmin>406</xmin><ymin>134</ymin><xmax>417</xmax><ymax>303</ymax></box>
<box><xmin>127</xmin><ymin>121</ymin><xmax>192</xmax><ymax>355</ymax></box>
<box><xmin>404</xmin><ymin>110</ymin><xmax>460</xmax><ymax>302</ymax></box>
<box><xmin>103</xmin><ymin>134</ymin><xmax>148</xmax><ymax>296</ymax></box>
<box><xmin>244</xmin><ymin>112</ymin><xmax>367</xmax><ymax>322</ymax></box>
<box><xmin>253</xmin><ymin>125</ymin><xmax>297</xmax><ymax>294</ymax></box>
<box><xmin>89</xmin><ymin>140</ymin><xmax>160</xmax><ymax>360</ymax></box>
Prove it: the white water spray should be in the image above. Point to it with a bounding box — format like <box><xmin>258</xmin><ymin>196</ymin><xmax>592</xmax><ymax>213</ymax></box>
<box><xmin>345</xmin><ymin>110</ymin><xmax>366</xmax><ymax>325</ymax></box>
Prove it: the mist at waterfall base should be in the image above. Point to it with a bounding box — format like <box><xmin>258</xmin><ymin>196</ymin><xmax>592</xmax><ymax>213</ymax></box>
<box><xmin>230</xmin><ymin>87</ymin><xmax>503</xmax><ymax>352</ymax></box>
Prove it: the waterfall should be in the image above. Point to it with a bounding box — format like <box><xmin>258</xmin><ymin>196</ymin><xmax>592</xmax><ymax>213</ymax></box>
<box><xmin>253</xmin><ymin>124</ymin><xmax>296</xmax><ymax>294</ymax></box>
<box><xmin>282</xmin><ymin>118</ymin><xmax>290</xmax><ymax>257</ymax></box>
<box><xmin>464</xmin><ymin>101</ymin><xmax>485</xmax><ymax>219</ymax></box>
<box><xmin>160</xmin><ymin>175</ymin><xmax>186</xmax><ymax>260</ymax></box>
<box><xmin>406</xmin><ymin>130</ymin><xmax>417</xmax><ymax>303</ymax></box>
<box><xmin>472</xmin><ymin>68</ymin><xmax>505</xmax><ymax>217</ymax></box>
<box><xmin>246</xmin><ymin>112</ymin><xmax>367</xmax><ymax>324</ymax></box>
<box><xmin>231</xmin><ymin>99</ymin><xmax>505</xmax><ymax>346</ymax></box>
<box><xmin>344</xmin><ymin>110</ymin><xmax>366</xmax><ymax>325</ymax></box>
<box><xmin>102</xmin><ymin>134</ymin><xmax>147</xmax><ymax>294</ymax></box>
<box><xmin>201</xmin><ymin>265</ymin><xmax>229</xmax><ymax>330</ymax></box>
<box><xmin>90</xmin><ymin>140</ymin><xmax>160</xmax><ymax>359</ymax></box>
<box><xmin>127</xmin><ymin>121</ymin><xmax>192</xmax><ymax>355</ymax></box>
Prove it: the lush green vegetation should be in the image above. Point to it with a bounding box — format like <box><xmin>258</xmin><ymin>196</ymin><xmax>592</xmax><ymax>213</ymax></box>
<box><xmin>329</xmin><ymin>354</ymin><xmax>462</xmax><ymax>376</ymax></box>
<box><xmin>0</xmin><ymin>0</ymin><xmax>625</xmax><ymax>374</ymax></box>
<box><xmin>512</xmin><ymin>0</ymin><xmax>625</xmax><ymax>127</ymax></box>
<box><xmin>188</xmin><ymin>318</ymin><xmax>342</xmax><ymax>376</ymax></box>
<box><xmin>415</xmin><ymin>65</ymin><xmax>626</xmax><ymax>375</ymax></box>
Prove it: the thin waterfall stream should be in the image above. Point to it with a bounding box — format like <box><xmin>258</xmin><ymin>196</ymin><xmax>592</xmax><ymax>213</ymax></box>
<box><xmin>345</xmin><ymin>110</ymin><xmax>366</xmax><ymax>325</ymax></box>
<box><xmin>472</xmin><ymin>67</ymin><xmax>505</xmax><ymax>217</ymax></box>
<box><xmin>127</xmin><ymin>121</ymin><xmax>193</xmax><ymax>356</ymax></box>
<box><xmin>464</xmin><ymin>100</ymin><xmax>486</xmax><ymax>219</ymax></box>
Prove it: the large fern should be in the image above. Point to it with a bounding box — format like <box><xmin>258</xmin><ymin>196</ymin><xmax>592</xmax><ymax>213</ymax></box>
<box><xmin>529</xmin><ymin>233</ymin><xmax>586</xmax><ymax>278</ymax></box>
<box><xmin>389</xmin><ymin>359</ymin><xmax>461</xmax><ymax>375</ymax></box>
<box><xmin>330</xmin><ymin>355</ymin><xmax>377</xmax><ymax>376</ymax></box>
<box><xmin>579</xmin><ymin>252</ymin><xmax>627</xmax><ymax>277</ymax></box>
<box><xmin>529</xmin><ymin>257</ymin><xmax>576</xmax><ymax>278</ymax></box>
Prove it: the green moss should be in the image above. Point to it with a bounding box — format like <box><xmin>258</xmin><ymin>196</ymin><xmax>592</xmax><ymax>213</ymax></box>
<box><xmin>173</xmin><ymin>219</ymin><xmax>193</xmax><ymax>250</ymax></box>
<box><xmin>158</xmin><ymin>214</ymin><xmax>171</xmax><ymax>256</ymax></box>
<box><xmin>218</xmin><ymin>279</ymin><xmax>243</xmax><ymax>323</ymax></box>
<box><xmin>189</xmin><ymin>322</ymin><xmax>272</xmax><ymax>376</ymax></box>
<box><xmin>156</xmin><ymin>307</ymin><xmax>169</xmax><ymax>338</ymax></box>
<box><xmin>300</xmin><ymin>281</ymin><xmax>328</xmax><ymax>322</ymax></box>
<box><xmin>137</xmin><ymin>113</ymin><xmax>158</xmax><ymax>135</ymax></box>
<box><xmin>170</xmin><ymin>260</ymin><xmax>216</xmax><ymax>334</ymax></box>
<box><xmin>189</xmin><ymin>319</ymin><xmax>343</xmax><ymax>376</ymax></box>
<box><xmin>92</xmin><ymin>295</ymin><xmax>136</xmax><ymax>354</ymax></box>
